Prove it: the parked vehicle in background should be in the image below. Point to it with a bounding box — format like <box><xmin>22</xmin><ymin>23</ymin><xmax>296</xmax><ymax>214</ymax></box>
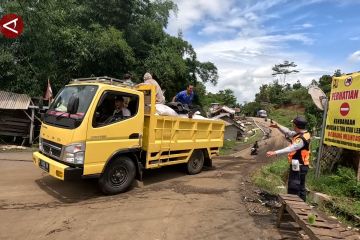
<box><xmin>257</xmin><ymin>109</ymin><xmax>267</xmax><ymax>118</ymax></box>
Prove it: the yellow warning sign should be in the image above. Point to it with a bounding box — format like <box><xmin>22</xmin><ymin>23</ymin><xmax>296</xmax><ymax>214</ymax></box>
<box><xmin>324</xmin><ymin>72</ymin><xmax>360</xmax><ymax>150</ymax></box>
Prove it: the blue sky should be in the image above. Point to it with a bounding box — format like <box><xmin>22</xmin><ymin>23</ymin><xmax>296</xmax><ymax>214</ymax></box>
<box><xmin>166</xmin><ymin>0</ymin><xmax>360</xmax><ymax>103</ymax></box>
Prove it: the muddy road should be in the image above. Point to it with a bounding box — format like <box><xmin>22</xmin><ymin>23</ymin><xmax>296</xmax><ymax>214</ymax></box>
<box><xmin>0</xmin><ymin>118</ymin><xmax>292</xmax><ymax>240</ymax></box>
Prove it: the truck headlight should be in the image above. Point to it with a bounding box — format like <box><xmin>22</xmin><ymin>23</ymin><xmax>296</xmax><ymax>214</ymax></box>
<box><xmin>63</xmin><ymin>143</ymin><xmax>85</xmax><ymax>164</ymax></box>
<box><xmin>39</xmin><ymin>137</ymin><xmax>43</xmax><ymax>152</ymax></box>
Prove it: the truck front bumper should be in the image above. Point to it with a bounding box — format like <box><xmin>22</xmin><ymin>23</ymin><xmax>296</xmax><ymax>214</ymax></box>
<box><xmin>33</xmin><ymin>151</ymin><xmax>82</xmax><ymax>181</ymax></box>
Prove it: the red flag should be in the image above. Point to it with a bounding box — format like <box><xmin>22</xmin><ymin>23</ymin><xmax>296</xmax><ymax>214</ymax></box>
<box><xmin>44</xmin><ymin>78</ymin><xmax>53</xmax><ymax>101</ymax></box>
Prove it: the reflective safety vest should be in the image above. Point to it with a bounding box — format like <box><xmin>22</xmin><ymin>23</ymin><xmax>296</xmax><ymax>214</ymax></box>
<box><xmin>288</xmin><ymin>132</ymin><xmax>311</xmax><ymax>165</ymax></box>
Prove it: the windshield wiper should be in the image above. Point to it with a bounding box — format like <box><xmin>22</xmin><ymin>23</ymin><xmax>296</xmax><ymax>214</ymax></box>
<box><xmin>55</xmin><ymin>111</ymin><xmax>69</xmax><ymax>119</ymax></box>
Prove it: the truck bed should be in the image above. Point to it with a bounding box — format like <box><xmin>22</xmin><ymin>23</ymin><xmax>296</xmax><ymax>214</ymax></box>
<box><xmin>142</xmin><ymin>115</ymin><xmax>224</xmax><ymax>168</ymax></box>
<box><xmin>135</xmin><ymin>85</ymin><xmax>225</xmax><ymax>169</ymax></box>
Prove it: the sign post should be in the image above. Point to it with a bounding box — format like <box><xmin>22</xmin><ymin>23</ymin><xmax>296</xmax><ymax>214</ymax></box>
<box><xmin>315</xmin><ymin>97</ymin><xmax>328</xmax><ymax>178</ymax></box>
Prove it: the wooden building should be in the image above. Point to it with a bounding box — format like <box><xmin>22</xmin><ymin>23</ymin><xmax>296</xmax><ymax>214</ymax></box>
<box><xmin>211</xmin><ymin>113</ymin><xmax>245</xmax><ymax>141</ymax></box>
<box><xmin>0</xmin><ymin>91</ymin><xmax>37</xmax><ymax>145</ymax></box>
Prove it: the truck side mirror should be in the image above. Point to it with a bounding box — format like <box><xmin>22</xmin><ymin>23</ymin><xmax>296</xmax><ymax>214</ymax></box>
<box><xmin>67</xmin><ymin>95</ymin><xmax>79</xmax><ymax>114</ymax></box>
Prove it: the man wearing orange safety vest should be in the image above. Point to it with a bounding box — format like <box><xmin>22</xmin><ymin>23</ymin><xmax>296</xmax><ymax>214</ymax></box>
<box><xmin>266</xmin><ymin>116</ymin><xmax>311</xmax><ymax>201</ymax></box>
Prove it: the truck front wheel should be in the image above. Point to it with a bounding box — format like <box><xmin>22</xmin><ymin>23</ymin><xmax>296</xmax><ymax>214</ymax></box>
<box><xmin>186</xmin><ymin>150</ymin><xmax>204</xmax><ymax>175</ymax></box>
<box><xmin>99</xmin><ymin>156</ymin><xmax>136</xmax><ymax>195</ymax></box>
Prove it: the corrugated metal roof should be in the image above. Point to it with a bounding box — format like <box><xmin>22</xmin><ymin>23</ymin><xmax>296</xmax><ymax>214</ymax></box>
<box><xmin>0</xmin><ymin>91</ymin><xmax>31</xmax><ymax>110</ymax></box>
<box><xmin>211</xmin><ymin>113</ymin><xmax>230</xmax><ymax>119</ymax></box>
<box><xmin>221</xmin><ymin>106</ymin><xmax>236</xmax><ymax>114</ymax></box>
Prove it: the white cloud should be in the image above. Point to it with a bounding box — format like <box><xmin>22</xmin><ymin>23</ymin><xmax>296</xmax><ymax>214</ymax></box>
<box><xmin>350</xmin><ymin>36</ymin><xmax>360</xmax><ymax>41</ymax></box>
<box><xmin>167</xmin><ymin>0</ymin><xmax>233</xmax><ymax>35</ymax></box>
<box><xmin>166</xmin><ymin>0</ymin><xmax>356</xmax><ymax>103</ymax></box>
<box><xmin>302</xmin><ymin>23</ymin><xmax>313</xmax><ymax>28</ymax></box>
<box><xmin>348</xmin><ymin>51</ymin><xmax>360</xmax><ymax>62</ymax></box>
<box><xmin>196</xmin><ymin>34</ymin><xmax>328</xmax><ymax>102</ymax></box>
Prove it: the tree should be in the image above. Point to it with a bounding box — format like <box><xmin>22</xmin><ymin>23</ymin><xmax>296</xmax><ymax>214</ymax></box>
<box><xmin>272</xmin><ymin>60</ymin><xmax>299</xmax><ymax>84</ymax></box>
<box><xmin>334</xmin><ymin>69</ymin><xmax>342</xmax><ymax>77</ymax></box>
<box><xmin>254</xmin><ymin>84</ymin><xmax>270</xmax><ymax>103</ymax></box>
<box><xmin>0</xmin><ymin>0</ymin><xmax>218</xmax><ymax>98</ymax></box>
<box><xmin>292</xmin><ymin>80</ymin><xmax>302</xmax><ymax>89</ymax></box>
<box><xmin>318</xmin><ymin>75</ymin><xmax>332</xmax><ymax>96</ymax></box>
<box><xmin>201</xmin><ymin>89</ymin><xmax>238</xmax><ymax>109</ymax></box>
<box><xmin>241</xmin><ymin>102</ymin><xmax>261</xmax><ymax>116</ymax></box>
<box><xmin>196</xmin><ymin>61</ymin><xmax>218</xmax><ymax>86</ymax></box>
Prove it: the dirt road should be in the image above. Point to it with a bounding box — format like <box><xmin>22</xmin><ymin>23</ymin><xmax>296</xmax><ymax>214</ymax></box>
<box><xmin>0</xmin><ymin>118</ymin><xmax>293</xmax><ymax>240</ymax></box>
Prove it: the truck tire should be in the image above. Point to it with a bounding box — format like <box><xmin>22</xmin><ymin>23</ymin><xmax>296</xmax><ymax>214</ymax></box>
<box><xmin>99</xmin><ymin>156</ymin><xmax>136</xmax><ymax>195</ymax></box>
<box><xmin>186</xmin><ymin>150</ymin><xmax>204</xmax><ymax>175</ymax></box>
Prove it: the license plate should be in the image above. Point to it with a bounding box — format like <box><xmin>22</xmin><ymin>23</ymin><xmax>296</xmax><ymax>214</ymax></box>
<box><xmin>39</xmin><ymin>159</ymin><xmax>49</xmax><ymax>172</ymax></box>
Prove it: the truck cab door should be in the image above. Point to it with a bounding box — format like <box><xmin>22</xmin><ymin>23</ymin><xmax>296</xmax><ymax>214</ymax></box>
<box><xmin>84</xmin><ymin>90</ymin><xmax>143</xmax><ymax>175</ymax></box>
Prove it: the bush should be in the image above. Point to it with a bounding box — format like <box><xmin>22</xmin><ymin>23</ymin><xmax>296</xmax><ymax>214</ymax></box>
<box><xmin>307</xmin><ymin>167</ymin><xmax>360</xmax><ymax>199</ymax></box>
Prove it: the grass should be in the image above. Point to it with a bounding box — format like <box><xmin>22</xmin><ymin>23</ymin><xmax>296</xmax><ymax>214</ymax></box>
<box><xmin>269</xmin><ymin>108</ymin><xmax>302</xmax><ymax>128</ymax></box>
<box><xmin>307</xmin><ymin>167</ymin><xmax>360</xmax><ymax>217</ymax></box>
<box><xmin>220</xmin><ymin>140</ymin><xmax>237</xmax><ymax>155</ymax></box>
<box><xmin>252</xmin><ymin>157</ymin><xmax>289</xmax><ymax>195</ymax></box>
<box><xmin>307</xmin><ymin>137</ymin><xmax>360</xmax><ymax>222</ymax></box>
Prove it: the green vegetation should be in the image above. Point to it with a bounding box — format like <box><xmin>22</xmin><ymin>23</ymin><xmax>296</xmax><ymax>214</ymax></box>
<box><xmin>307</xmin><ymin>168</ymin><xmax>360</xmax><ymax>217</ymax></box>
<box><xmin>269</xmin><ymin>108</ymin><xmax>302</xmax><ymax>128</ymax></box>
<box><xmin>0</xmin><ymin>0</ymin><xmax>238</xmax><ymax>108</ymax></box>
<box><xmin>219</xmin><ymin>140</ymin><xmax>237</xmax><ymax>155</ymax></box>
<box><xmin>254</xmin><ymin>157</ymin><xmax>360</xmax><ymax>223</ymax></box>
<box><xmin>240</xmin><ymin>65</ymin><xmax>339</xmax><ymax>132</ymax></box>
<box><xmin>252</xmin><ymin>157</ymin><xmax>288</xmax><ymax>194</ymax></box>
<box><xmin>201</xmin><ymin>89</ymin><xmax>238</xmax><ymax>109</ymax></box>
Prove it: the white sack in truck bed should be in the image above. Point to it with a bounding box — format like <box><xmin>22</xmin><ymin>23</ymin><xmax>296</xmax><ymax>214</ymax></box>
<box><xmin>155</xmin><ymin>104</ymin><xmax>178</xmax><ymax>116</ymax></box>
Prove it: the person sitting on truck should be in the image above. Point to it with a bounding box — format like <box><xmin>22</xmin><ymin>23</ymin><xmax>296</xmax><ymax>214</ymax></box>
<box><xmin>137</xmin><ymin>72</ymin><xmax>165</xmax><ymax>104</ymax></box>
<box><xmin>172</xmin><ymin>84</ymin><xmax>194</xmax><ymax>105</ymax></box>
<box><xmin>123</xmin><ymin>73</ymin><xmax>134</xmax><ymax>86</ymax></box>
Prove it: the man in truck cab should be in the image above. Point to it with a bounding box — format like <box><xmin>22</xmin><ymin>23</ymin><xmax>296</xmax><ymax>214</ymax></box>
<box><xmin>105</xmin><ymin>96</ymin><xmax>131</xmax><ymax>123</ymax></box>
<box><xmin>113</xmin><ymin>96</ymin><xmax>131</xmax><ymax>117</ymax></box>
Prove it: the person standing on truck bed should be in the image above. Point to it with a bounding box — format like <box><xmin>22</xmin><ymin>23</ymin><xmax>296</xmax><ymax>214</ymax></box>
<box><xmin>137</xmin><ymin>72</ymin><xmax>165</xmax><ymax>104</ymax></box>
<box><xmin>172</xmin><ymin>84</ymin><xmax>194</xmax><ymax>105</ymax></box>
<box><xmin>265</xmin><ymin>116</ymin><xmax>311</xmax><ymax>201</ymax></box>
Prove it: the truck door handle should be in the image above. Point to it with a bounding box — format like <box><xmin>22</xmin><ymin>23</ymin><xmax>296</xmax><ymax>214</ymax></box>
<box><xmin>129</xmin><ymin>133</ymin><xmax>140</xmax><ymax>139</ymax></box>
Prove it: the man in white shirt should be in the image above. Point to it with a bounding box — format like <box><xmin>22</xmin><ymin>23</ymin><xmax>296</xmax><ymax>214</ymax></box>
<box><xmin>113</xmin><ymin>96</ymin><xmax>131</xmax><ymax>118</ymax></box>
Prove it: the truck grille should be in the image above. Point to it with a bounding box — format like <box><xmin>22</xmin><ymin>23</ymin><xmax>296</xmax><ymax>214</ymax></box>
<box><xmin>41</xmin><ymin>139</ymin><xmax>63</xmax><ymax>160</ymax></box>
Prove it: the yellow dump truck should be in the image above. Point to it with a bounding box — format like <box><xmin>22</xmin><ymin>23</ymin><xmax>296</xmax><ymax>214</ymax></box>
<box><xmin>33</xmin><ymin>76</ymin><xmax>224</xmax><ymax>194</ymax></box>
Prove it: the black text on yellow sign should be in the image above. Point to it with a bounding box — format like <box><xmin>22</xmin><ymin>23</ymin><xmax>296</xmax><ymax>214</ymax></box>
<box><xmin>324</xmin><ymin>72</ymin><xmax>360</xmax><ymax>151</ymax></box>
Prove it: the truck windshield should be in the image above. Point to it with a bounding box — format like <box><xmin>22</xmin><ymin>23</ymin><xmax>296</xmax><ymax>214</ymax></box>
<box><xmin>44</xmin><ymin>85</ymin><xmax>98</xmax><ymax>129</ymax></box>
